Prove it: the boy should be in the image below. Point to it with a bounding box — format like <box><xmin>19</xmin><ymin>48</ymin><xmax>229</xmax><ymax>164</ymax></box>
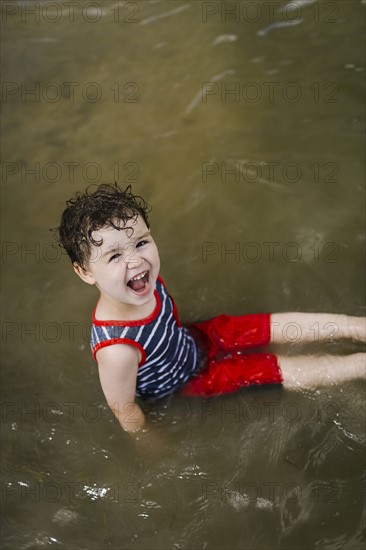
<box><xmin>55</xmin><ymin>184</ymin><xmax>365</xmax><ymax>435</ymax></box>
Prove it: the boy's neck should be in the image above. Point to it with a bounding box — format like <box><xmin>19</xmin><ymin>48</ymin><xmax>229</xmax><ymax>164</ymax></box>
<box><xmin>95</xmin><ymin>292</ymin><xmax>157</xmax><ymax>322</ymax></box>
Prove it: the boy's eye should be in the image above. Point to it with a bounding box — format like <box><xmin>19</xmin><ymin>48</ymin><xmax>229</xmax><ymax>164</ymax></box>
<box><xmin>109</xmin><ymin>253</ymin><xmax>121</xmax><ymax>263</ymax></box>
<box><xmin>136</xmin><ymin>239</ymin><xmax>149</xmax><ymax>248</ymax></box>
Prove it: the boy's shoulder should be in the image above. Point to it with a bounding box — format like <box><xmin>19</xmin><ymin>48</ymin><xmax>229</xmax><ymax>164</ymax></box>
<box><xmin>96</xmin><ymin>341</ymin><xmax>140</xmax><ymax>368</ymax></box>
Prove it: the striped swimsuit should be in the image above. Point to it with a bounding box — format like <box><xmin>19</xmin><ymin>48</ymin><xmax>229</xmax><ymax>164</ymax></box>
<box><xmin>91</xmin><ymin>277</ymin><xmax>283</xmax><ymax>399</ymax></box>
<box><xmin>91</xmin><ymin>276</ymin><xmax>198</xmax><ymax>399</ymax></box>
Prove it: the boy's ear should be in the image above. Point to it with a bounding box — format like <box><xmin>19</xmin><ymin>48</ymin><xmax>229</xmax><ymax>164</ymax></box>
<box><xmin>73</xmin><ymin>263</ymin><xmax>95</xmax><ymax>285</ymax></box>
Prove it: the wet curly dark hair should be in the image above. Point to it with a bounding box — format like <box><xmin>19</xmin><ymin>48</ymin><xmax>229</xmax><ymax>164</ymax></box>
<box><xmin>53</xmin><ymin>183</ymin><xmax>151</xmax><ymax>268</ymax></box>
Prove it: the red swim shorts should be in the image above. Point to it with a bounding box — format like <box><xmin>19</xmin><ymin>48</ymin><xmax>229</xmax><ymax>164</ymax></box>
<box><xmin>180</xmin><ymin>313</ymin><xmax>283</xmax><ymax>397</ymax></box>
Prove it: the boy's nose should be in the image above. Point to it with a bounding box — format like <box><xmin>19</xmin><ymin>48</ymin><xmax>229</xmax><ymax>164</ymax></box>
<box><xmin>125</xmin><ymin>252</ymin><xmax>143</xmax><ymax>267</ymax></box>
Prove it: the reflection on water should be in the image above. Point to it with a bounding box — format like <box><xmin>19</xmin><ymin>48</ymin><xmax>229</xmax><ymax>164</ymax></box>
<box><xmin>1</xmin><ymin>0</ymin><xmax>365</xmax><ymax>548</ymax></box>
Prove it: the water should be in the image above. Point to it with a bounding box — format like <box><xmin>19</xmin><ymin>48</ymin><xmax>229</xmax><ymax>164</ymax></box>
<box><xmin>1</xmin><ymin>0</ymin><xmax>365</xmax><ymax>548</ymax></box>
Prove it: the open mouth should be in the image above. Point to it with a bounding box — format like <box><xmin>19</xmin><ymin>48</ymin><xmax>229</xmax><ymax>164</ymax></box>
<box><xmin>127</xmin><ymin>270</ymin><xmax>150</xmax><ymax>294</ymax></box>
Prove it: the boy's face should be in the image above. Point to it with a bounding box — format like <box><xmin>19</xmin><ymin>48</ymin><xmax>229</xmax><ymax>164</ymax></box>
<box><xmin>74</xmin><ymin>215</ymin><xmax>160</xmax><ymax>310</ymax></box>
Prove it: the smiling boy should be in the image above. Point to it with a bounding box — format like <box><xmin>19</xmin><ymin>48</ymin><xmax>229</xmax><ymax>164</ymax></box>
<box><xmin>56</xmin><ymin>184</ymin><xmax>366</xmax><ymax>435</ymax></box>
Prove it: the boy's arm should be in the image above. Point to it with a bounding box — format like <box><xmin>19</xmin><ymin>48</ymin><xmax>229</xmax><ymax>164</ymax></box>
<box><xmin>96</xmin><ymin>344</ymin><xmax>145</xmax><ymax>433</ymax></box>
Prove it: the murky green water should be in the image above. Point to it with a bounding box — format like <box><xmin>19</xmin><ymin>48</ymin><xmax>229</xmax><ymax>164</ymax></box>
<box><xmin>1</xmin><ymin>1</ymin><xmax>365</xmax><ymax>548</ymax></box>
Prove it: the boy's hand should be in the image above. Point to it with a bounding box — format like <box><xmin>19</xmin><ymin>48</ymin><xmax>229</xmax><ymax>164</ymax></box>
<box><xmin>132</xmin><ymin>422</ymin><xmax>172</xmax><ymax>461</ymax></box>
<box><xmin>110</xmin><ymin>400</ymin><xmax>146</xmax><ymax>433</ymax></box>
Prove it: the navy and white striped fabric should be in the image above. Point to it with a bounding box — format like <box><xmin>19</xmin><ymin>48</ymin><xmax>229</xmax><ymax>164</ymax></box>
<box><xmin>91</xmin><ymin>277</ymin><xmax>198</xmax><ymax>399</ymax></box>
